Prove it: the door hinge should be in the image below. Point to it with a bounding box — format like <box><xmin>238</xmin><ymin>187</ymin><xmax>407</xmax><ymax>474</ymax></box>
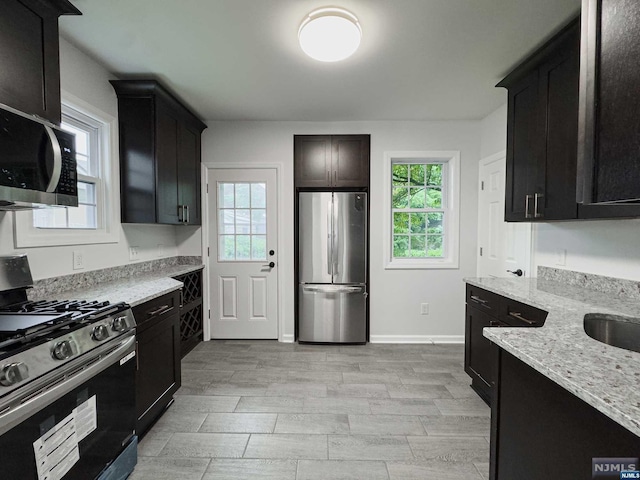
<box><xmin>481</xmin><ymin>181</ymin><xmax>485</xmax><ymax>191</ymax></box>
<box><xmin>208</xmin><ymin>309</ymin><xmax>210</xmax><ymax>319</ymax></box>
<box><xmin>206</xmin><ymin>183</ymin><xmax>209</xmax><ymax>193</ymax></box>
<box><xmin>480</xmin><ymin>247</ymin><xmax>483</xmax><ymax>256</ymax></box>
<box><xmin>207</xmin><ymin>247</ymin><xmax>210</xmax><ymax>257</ymax></box>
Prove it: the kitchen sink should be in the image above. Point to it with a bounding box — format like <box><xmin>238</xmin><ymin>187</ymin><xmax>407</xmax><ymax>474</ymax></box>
<box><xmin>584</xmin><ymin>313</ymin><xmax>640</xmax><ymax>354</ymax></box>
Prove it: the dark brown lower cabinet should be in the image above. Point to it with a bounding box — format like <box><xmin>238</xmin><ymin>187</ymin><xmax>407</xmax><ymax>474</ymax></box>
<box><xmin>491</xmin><ymin>350</ymin><xmax>640</xmax><ymax>480</ymax></box>
<box><xmin>465</xmin><ymin>306</ymin><xmax>503</xmax><ymax>404</ymax></box>
<box><xmin>465</xmin><ymin>284</ymin><xmax>547</xmax><ymax>405</ymax></box>
<box><xmin>134</xmin><ymin>290</ymin><xmax>181</xmax><ymax>436</ymax></box>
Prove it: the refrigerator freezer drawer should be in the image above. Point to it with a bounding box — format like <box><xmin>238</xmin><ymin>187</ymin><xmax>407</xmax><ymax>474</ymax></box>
<box><xmin>298</xmin><ymin>284</ymin><xmax>367</xmax><ymax>343</ymax></box>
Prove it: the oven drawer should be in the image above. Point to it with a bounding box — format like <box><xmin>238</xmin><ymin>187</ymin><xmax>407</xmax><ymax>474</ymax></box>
<box><xmin>133</xmin><ymin>290</ymin><xmax>180</xmax><ymax>334</ymax></box>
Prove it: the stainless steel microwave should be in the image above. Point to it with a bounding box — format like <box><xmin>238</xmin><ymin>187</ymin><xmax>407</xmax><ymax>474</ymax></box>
<box><xmin>0</xmin><ymin>103</ymin><xmax>77</xmax><ymax>210</ymax></box>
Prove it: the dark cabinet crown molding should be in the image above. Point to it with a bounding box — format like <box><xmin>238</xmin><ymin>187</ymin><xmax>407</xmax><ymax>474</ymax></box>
<box><xmin>110</xmin><ymin>79</ymin><xmax>206</xmax><ymax>132</ymax></box>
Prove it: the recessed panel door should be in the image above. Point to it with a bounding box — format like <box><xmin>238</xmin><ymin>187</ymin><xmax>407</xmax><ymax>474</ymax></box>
<box><xmin>208</xmin><ymin>168</ymin><xmax>278</xmax><ymax>339</ymax></box>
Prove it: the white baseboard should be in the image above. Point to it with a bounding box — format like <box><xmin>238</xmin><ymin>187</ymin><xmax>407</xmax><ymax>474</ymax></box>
<box><xmin>280</xmin><ymin>334</ymin><xmax>294</xmax><ymax>343</ymax></box>
<box><xmin>369</xmin><ymin>335</ymin><xmax>464</xmax><ymax>344</ymax></box>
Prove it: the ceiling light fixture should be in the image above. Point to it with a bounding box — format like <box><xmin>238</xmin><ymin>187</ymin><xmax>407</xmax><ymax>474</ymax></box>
<box><xmin>298</xmin><ymin>7</ymin><xmax>362</xmax><ymax>62</ymax></box>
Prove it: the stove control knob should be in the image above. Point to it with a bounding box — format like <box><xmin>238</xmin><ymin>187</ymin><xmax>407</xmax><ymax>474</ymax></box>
<box><xmin>112</xmin><ymin>316</ymin><xmax>128</xmax><ymax>332</ymax></box>
<box><xmin>91</xmin><ymin>324</ymin><xmax>110</xmax><ymax>342</ymax></box>
<box><xmin>0</xmin><ymin>362</ymin><xmax>29</xmax><ymax>386</ymax></box>
<box><xmin>52</xmin><ymin>340</ymin><xmax>76</xmax><ymax>361</ymax></box>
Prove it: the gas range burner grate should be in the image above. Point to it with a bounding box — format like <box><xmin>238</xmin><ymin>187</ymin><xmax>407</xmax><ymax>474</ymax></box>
<box><xmin>5</xmin><ymin>299</ymin><xmax>112</xmax><ymax>314</ymax></box>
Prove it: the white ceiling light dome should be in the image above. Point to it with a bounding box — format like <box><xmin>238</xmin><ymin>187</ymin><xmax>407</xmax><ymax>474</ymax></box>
<box><xmin>298</xmin><ymin>7</ymin><xmax>362</xmax><ymax>62</ymax></box>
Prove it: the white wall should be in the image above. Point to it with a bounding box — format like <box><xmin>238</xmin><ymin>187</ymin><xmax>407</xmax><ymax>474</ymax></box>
<box><xmin>480</xmin><ymin>103</ymin><xmax>507</xmax><ymax>159</ymax></box>
<box><xmin>479</xmin><ymin>104</ymin><xmax>640</xmax><ymax>282</ymax></box>
<box><xmin>203</xmin><ymin>121</ymin><xmax>480</xmax><ymax>342</ymax></box>
<box><xmin>0</xmin><ymin>38</ymin><xmax>180</xmax><ymax>280</ymax></box>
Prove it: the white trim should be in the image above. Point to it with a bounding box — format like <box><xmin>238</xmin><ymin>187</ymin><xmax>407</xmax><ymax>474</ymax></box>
<box><xmin>203</xmin><ymin>163</ymin><xmax>285</xmax><ymax>342</ymax></box>
<box><xmin>280</xmin><ymin>334</ymin><xmax>294</xmax><ymax>343</ymax></box>
<box><xmin>383</xmin><ymin>150</ymin><xmax>461</xmax><ymax>270</ymax></box>
<box><xmin>14</xmin><ymin>90</ymin><xmax>120</xmax><ymax>247</ymax></box>
<box><xmin>370</xmin><ymin>335</ymin><xmax>465</xmax><ymax>344</ymax></box>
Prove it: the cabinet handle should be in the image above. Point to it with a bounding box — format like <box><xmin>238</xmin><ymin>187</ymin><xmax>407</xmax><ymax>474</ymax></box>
<box><xmin>333</xmin><ymin>171</ymin><xmax>337</xmax><ymax>185</ymax></box>
<box><xmin>326</xmin><ymin>170</ymin><xmax>330</xmax><ymax>185</ymax></box>
<box><xmin>470</xmin><ymin>295</ymin><xmax>488</xmax><ymax>305</ymax></box>
<box><xmin>147</xmin><ymin>304</ymin><xmax>171</xmax><ymax>317</ymax></box>
<box><xmin>135</xmin><ymin>341</ymin><xmax>139</xmax><ymax>371</ymax></box>
<box><xmin>525</xmin><ymin>195</ymin><xmax>533</xmax><ymax>219</ymax></box>
<box><xmin>489</xmin><ymin>321</ymin><xmax>502</xmax><ymax>327</ymax></box>
<box><xmin>180</xmin><ymin>289</ymin><xmax>184</xmax><ymax>308</ymax></box>
<box><xmin>534</xmin><ymin>193</ymin><xmax>543</xmax><ymax>218</ymax></box>
<box><xmin>185</xmin><ymin>205</ymin><xmax>190</xmax><ymax>224</ymax></box>
<box><xmin>508</xmin><ymin>311</ymin><xmax>536</xmax><ymax>325</ymax></box>
<box><xmin>178</xmin><ymin>205</ymin><xmax>184</xmax><ymax>223</ymax></box>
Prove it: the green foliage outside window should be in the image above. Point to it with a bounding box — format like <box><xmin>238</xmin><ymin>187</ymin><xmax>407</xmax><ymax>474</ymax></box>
<box><xmin>392</xmin><ymin>163</ymin><xmax>445</xmax><ymax>258</ymax></box>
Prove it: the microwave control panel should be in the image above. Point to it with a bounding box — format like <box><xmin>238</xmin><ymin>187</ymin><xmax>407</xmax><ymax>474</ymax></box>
<box><xmin>56</xmin><ymin>134</ymin><xmax>77</xmax><ymax>196</ymax></box>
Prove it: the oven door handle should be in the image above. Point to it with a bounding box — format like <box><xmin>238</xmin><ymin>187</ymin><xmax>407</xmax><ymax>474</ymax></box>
<box><xmin>0</xmin><ymin>334</ymin><xmax>135</xmax><ymax>437</ymax></box>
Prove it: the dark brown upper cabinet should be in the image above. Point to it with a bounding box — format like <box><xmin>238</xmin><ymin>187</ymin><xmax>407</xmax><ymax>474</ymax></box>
<box><xmin>0</xmin><ymin>0</ymin><xmax>81</xmax><ymax>124</ymax></box>
<box><xmin>498</xmin><ymin>18</ymin><xmax>580</xmax><ymax>222</ymax></box>
<box><xmin>294</xmin><ymin>135</ymin><xmax>370</xmax><ymax>188</ymax></box>
<box><xmin>111</xmin><ymin>80</ymin><xmax>207</xmax><ymax>225</ymax></box>
<box><xmin>577</xmin><ymin>0</ymin><xmax>640</xmax><ymax>219</ymax></box>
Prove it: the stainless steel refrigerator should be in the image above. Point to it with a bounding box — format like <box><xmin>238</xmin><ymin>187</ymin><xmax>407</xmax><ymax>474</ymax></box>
<box><xmin>298</xmin><ymin>192</ymin><xmax>367</xmax><ymax>343</ymax></box>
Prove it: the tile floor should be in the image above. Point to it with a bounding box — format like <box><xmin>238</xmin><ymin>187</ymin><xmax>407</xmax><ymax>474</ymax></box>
<box><xmin>130</xmin><ymin>341</ymin><xmax>490</xmax><ymax>480</ymax></box>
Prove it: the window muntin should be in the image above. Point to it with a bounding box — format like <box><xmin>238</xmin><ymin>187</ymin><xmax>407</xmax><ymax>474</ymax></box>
<box><xmin>392</xmin><ymin>162</ymin><xmax>446</xmax><ymax>259</ymax></box>
<box><xmin>218</xmin><ymin>182</ymin><xmax>267</xmax><ymax>261</ymax></box>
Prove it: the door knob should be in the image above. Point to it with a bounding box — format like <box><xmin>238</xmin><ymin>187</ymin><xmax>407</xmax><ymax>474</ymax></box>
<box><xmin>507</xmin><ymin>269</ymin><xmax>524</xmax><ymax>277</ymax></box>
<box><xmin>263</xmin><ymin>262</ymin><xmax>275</xmax><ymax>268</ymax></box>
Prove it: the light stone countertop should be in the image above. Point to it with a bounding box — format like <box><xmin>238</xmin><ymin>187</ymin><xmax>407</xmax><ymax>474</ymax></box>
<box><xmin>30</xmin><ymin>264</ymin><xmax>204</xmax><ymax>307</ymax></box>
<box><xmin>465</xmin><ymin>276</ymin><xmax>640</xmax><ymax>438</ymax></box>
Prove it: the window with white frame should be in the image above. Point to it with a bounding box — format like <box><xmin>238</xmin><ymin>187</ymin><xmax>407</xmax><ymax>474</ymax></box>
<box><xmin>14</xmin><ymin>93</ymin><xmax>119</xmax><ymax>248</ymax></box>
<box><xmin>384</xmin><ymin>151</ymin><xmax>460</xmax><ymax>269</ymax></box>
<box><xmin>33</xmin><ymin>108</ymin><xmax>101</xmax><ymax>229</ymax></box>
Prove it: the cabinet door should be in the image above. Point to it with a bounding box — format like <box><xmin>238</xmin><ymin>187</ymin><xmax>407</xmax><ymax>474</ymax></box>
<box><xmin>294</xmin><ymin>135</ymin><xmax>332</xmax><ymax>187</ymax></box>
<box><xmin>465</xmin><ymin>306</ymin><xmax>499</xmax><ymax>388</ymax></box>
<box><xmin>0</xmin><ymin>1</ymin><xmax>66</xmax><ymax>123</ymax></box>
<box><xmin>504</xmin><ymin>71</ymin><xmax>540</xmax><ymax>222</ymax></box>
<box><xmin>136</xmin><ymin>312</ymin><xmax>181</xmax><ymax>435</ymax></box>
<box><xmin>178</xmin><ymin>122</ymin><xmax>202</xmax><ymax>225</ymax></box>
<box><xmin>156</xmin><ymin>104</ymin><xmax>181</xmax><ymax>224</ymax></box>
<box><xmin>331</xmin><ymin>135</ymin><xmax>370</xmax><ymax>188</ymax></box>
<box><xmin>537</xmin><ymin>24</ymin><xmax>579</xmax><ymax>220</ymax></box>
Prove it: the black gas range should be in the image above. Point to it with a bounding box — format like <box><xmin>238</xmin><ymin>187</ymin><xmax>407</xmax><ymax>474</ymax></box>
<box><xmin>0</xmin><ymin>255</ymin><xmax>138</xmax><ymax>480</ymax></box>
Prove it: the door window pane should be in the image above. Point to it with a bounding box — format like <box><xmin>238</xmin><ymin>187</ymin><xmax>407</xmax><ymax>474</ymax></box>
<box><xmin>218</xmin><ymin>182</ymin><xmax>269</xmax><ymax>261</ymax></box>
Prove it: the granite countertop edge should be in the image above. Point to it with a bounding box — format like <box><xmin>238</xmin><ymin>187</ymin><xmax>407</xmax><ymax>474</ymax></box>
<box><xmin>464</xmin><ymin>277</ymin><xmax>640</xmax><ymax>438</ymax></box>
<box><xmin>30</xmin><ymin>264</ymin><xmax>204</xmax><ymax>307</ymax></box>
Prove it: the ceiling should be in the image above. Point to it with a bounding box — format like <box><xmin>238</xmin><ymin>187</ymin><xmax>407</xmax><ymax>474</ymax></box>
<box><xmin>60</xmin><ymin>0</ymin><xmax>581</xmax><ymax>122</ymax></box>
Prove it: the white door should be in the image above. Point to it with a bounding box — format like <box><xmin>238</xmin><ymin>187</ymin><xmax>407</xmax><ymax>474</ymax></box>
<box><xmin>477</xmin><ymin>153</ymin><xmax>532</xmax><ymax>278</ymax></box>
<box><xmin>208</xmin><ymin>168</ymin><xmax>278</xmax><ymax>339</ymax></box>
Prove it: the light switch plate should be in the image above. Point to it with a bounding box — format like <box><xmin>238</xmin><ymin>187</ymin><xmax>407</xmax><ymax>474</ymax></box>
<box><xmin>420</xmin><ymin>303</ymin><xmax>429</xmax><ymax>315</ymax></box>
<box><xmin>129</xmin><ymin>246</ymin><xmax>139</xmax><ymax>261</ymax></box>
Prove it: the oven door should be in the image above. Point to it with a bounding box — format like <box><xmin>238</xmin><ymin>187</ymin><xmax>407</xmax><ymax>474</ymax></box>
<box><xmin>0</xmin><ymin>334</ymin><xmax>136</xmax><ymax>480</ymax></box>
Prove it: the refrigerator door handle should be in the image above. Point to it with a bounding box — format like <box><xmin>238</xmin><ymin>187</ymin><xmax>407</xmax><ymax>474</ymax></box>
<box><xmin>327</xmin><ymin>199</ymin><xmax>333</xmax><ymax>276</ymax></box>
<box><xmin>302</xmin><ymin>285</ymin><xmax>364</xmax><ymax>294</ymax></box>
<box><xmin>333</xmin><ymin>194</ymin><xmax>339</xmax><ymax>277</ymax></box>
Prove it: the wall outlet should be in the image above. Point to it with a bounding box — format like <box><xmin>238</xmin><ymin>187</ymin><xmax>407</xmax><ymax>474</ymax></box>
<box><xmin>129</xmin><ymin>246</ymin><xmax>139</xmax><ymax>261</ymax></box>
<box><xmin>157</xmin><ymin>244</ymin><xmax>164</xmax><ymax>257</ymax></box>
<box><xmin>72</xmin><ymin>250</ymin><xmax>84</xmax><ymax>270</ymax></box>
<box><xmin>420</xmin><ymin>303</ymin><xmax>429</xmax><ymax>315</ymax></box>
<box><xmin>555</xmin><ymin>248</ymin><xmax>567</xmax><ymax>266</ymax></box>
